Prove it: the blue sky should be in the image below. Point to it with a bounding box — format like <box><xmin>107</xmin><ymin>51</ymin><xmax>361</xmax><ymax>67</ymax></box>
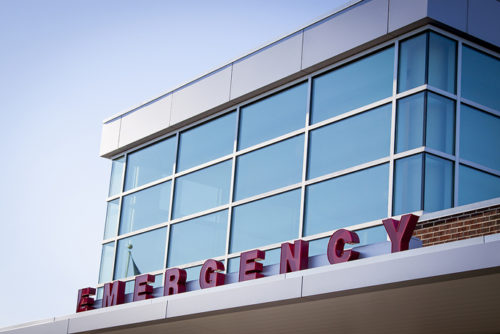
<box><xmin>0</xmin><ymin>0</ymin><xmax>348</xmax><ymax>327</ymax></box>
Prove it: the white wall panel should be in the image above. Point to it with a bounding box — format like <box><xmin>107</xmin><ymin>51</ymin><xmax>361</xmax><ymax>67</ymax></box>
<box><xmin>388</xmin><ymin>0</ymin><xmax>428</xmax><ymax>32</ymax></box>
<box><xmin>99</xmin><ymin>118</ymin><xmax>121</xmax><ymax>157</ymax></box>
<box><xmin>0</xmin><ymin>319</ymin><xmax>68</xmax><ymax>334</ymax></box>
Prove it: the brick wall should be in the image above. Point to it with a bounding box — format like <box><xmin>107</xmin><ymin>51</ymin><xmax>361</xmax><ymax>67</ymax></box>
<box><xmin>414</xmin><ymin>204</ymin><xmax>500</xmax><ymax>247</ymax></box>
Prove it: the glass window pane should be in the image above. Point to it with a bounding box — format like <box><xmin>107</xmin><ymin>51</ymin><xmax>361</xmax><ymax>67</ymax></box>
<box><xmin>304</xmin><ymin>164</ymin><xmax>389</xmax><ymax>236</ymax></box>
<box><xmin>103</xmin><ymin>199</ymin><xmax>120</xmax><ymax>239</ymax></box>
<box><xmin>424</xmin><ymin>154</ymin><xmax>453</xmax><ymax>212</ymax></box>
<box><xmin>227</xmin><ymin>248</ymin><xmax>281</xmax><ymax>274</ymax></box>
<box><xmin>308</xmin><ymin>104</ymin><xmax>391</xmax><ymax>179</ymax></box>
<box><xmin>173</xmin><ymin>160</ymin><xmax>231</xmax><ymax>219</ymax></box>
<box><xmin>311</xmin><ymin>47</ymin><xmax>394</xmax><ymax>123</ymax></box>
<box><xmin>119</xmin><ymin>181</ymin><xmax>171</xmax><ymax>235</ymax></box>
<box><xmin>98</xmin><ymin>242</ymin><xmax>115</xmax><ymax>283</ymax></box>
<box><xmin>124</xmin><ymin>137</ymin><xmax>176</xmax><ymax>191</ymax></box>
<box><xmin>396</xmin><ymin>92</ymin><xmax>425</xmax><ymax>153</ymax></box>
<box><xmin>177</xmin><ymin>112</ymin><xmax>236</xmax><ymax>172</ymax></box>
<box><xmin>108</xmin><ymin>157</ymin><xmax>125</xmax><ymax>197</ymax></box>
<box><xmin>428</xmin><ymin>32</ymin><xmax>456</xmax><ymax>93</ymax></box>
<box><xmin>393</xmin><ymin>154</ymin><xmax>423</xmax><ymax>215</ymax></box>
<box><xmin>459</xmin><ymin>165</ymin><xmax>500</xmax><ymax>206</ymax></box>
<box><xmin>460</xmin><ymin>104</ymin><xmax>500</xmax><ymax>170</ymax></box>
<box><xmin>114</xmin><ymin>228</ymin><xmax>167</xmax><ymax>280</ymax></box>
<box><xmin>230</xmin><ymin>190</ymin><xmax>300</xmax><ymax>253</ymax></box>
<box><xmin>462</xmin><ymin>46</ymin><xmax>500</xmax><ymax>111</ymax></box>
<box><xmin>167</xmin><ymin>210</ymin><xmax>227</xmax><ymax>267</ymax></box>
<box><xmin>234</xmin><ymin>136</ymin><xmax>303</xmax><ymax>201</ymax></box>
<box><xmin>398</xmin><ymin>33</ymin><xmax>426</xmax><ymax>92</ymax></box>
<box><xmin>185</xmin><ymin>266</ymin><xmax>202</xmax><ymax>282</ymax></box>
<box><xmin>123</xmin><ymin>273</ymin><xmax>163</xmax><ymax>294</ymax></box>
<box><xmin>238</xmin><ymin>83</ymin><xmax>307</xmax><ymax>150</ymax></box>
<box><xmin>426</xmin><ymin>93</ymin><xmax>455</xmax><ymax>155</ymax></box>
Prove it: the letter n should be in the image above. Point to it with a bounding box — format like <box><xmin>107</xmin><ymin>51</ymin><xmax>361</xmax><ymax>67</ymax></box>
<box><xmin>280</xmin><ymin>240</ymin><xmax>309</xmax><ymax>274</ymax></box>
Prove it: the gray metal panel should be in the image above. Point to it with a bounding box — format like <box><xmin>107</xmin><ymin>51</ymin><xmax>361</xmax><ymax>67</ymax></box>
<box><xmin>0</xmin><ymin>319</ymin><xmax>68</xmax><ymax>334</ymax></box>
<box><xmin>99</xmin><ymin>119</ymin><xmax>121</xmax><ymax>156</ymax></box>
<box><xmin>67</xmin><ymin>299</ymin><xmax>167</xmax><ymax>333</ymax></box>
<box><xmin>302</xmin><ymin>0</ymin><xmax>389</xmax><ymax>69</ymax></box>
<box><xmin>166</xmin><ymin>275</ymin><xmax>302</xmax><ymax>318</ymax></box>
<box><xmin>230</xmin><ymin>32</ymin><xmax>303</xmax><ymax>100</ymax></box>
<box><xmin>170</xmin><ymin>66</ymin><xmax>232</xmax><ymax>126</ymax></box>
<box><xmin>427</xmin><ymin>0</ymin><xmax>467</xmax><ymax>32</ymax></box>
<box><xmin>388</xmin><ymin>0</ymin><xmax>428</xmax><ymax>32</ymax></box>
<box><xmin>468</xmin><ymin>0</ymin><xmax>500</xmax><ymax>47</ymax></box>
<box><xmin>118</xmin><ymin>94</ymin><xmax>172</xmax><ymax>147</ymax></box>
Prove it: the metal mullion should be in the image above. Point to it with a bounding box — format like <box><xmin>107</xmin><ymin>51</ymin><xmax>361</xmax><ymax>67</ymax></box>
<box><xmin>388</xmin><ymin>40</ymin><xmax>399</xmax><ymax>218</ymax></box>
<box><xmin>119</xmin><ymin>175</ymin><xmax>174</xmax><ymax>198</ymax></box>
<box><xmin>454</xmin><ymin>41</ymin><xmax>462</xmax><ymax>207</ymax></box>
<box><xmin>424</xmin><ymin>147</ymin><xmax>456</xmax><ymax>162</ymax></box>
<box><xmin>460</xmin><ymin>98</ymin><xmax>500</xmax><ymax>118</ymax></box>
<box><xmin>394</xmin><ymin>84</ymin><xmax>428</xmax><ymax>100</ymax></box>
<box><xmin>299</xmin><ymin>77</ymin><xmax>312</xmax><ymax>239</ymax></box>
<box><xmin>163</xmin><ymin>132</ymin><xmax>179</xmax><ymax>271</ymax></box>
<box><xmin>235</xmin><ymin>128</ymin><xmax>305</xmax><ymax>157</ymax></box>
<box><xmin>426</xmin><ymin>85</ymin><xmax>457</xmax><ymax>101</ymax></box>
<box><xmin>459</xmin><ymin>159</ymin><xmax>500</xmax><ymax>178</ymax></box>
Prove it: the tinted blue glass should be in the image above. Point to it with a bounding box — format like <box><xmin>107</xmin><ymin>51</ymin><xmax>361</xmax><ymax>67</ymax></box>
<box><xmin>462</xmin><ymin>46</ymin><xmax>500</xmax><ymax>111</ymax></box>
<box><xmin>238</xmin><ymin>83</ymin><xmax>307</xmax><ymax>150</ymax></box>
<box><xmin>114</xmin><ymin>228</ymin><xmax>167</xmax><ymax>280</ymax></box>
<box><xmin>96</xmin><ymin>287</ymin><xmax>103</xmax><ymax>300</ymax></box>
<box><xmin>396</xmin><ymin>92</ymin><xmax>425</xmax><ymax>153</ymax></box>
<box><xmin>311</xmin><ymin>47</ymin><xmax>394</xmax><ymax>123</ymax></box>
<box><xmin>98</xmin><ymin>242</ymin><xmax>115</xmax><ymax>283</ymax></box>
<box><xmin>304</xmin><ymin>164</ymin><xmax>389</xmax><ymax>236</ymax></box>
<box><xmin>119</xmin><ymin>181</ymin><xmax>171</xmax><ymax>235</ymax></box>
<box><xmin>177</xmin><ymin>112</ymin><xmax>236</xmax><ymax>172</ymax></box>
<box><xmin>168</xmin><ymin>210</ymin><xmax>227</xmax><ymax>267</ymax></box>
<box><xmin>108</xmin><ymin>157</ymin><xmax>125</xmax><ymax>197</ymax></box>
<box><xmin>234</xmin><ymin>136</ymin><xmax>303</xmax><ymax>201</ymax></box>
<box><xmin>308</xmin><ymin>225</ymin><xmax>387</xmax><ymax>256</ymax></box>
<box><xmin>398</xmin><ymin>33</ymin><xmax>426</xmax><ymax>92</ymax></box>
<box><xmin>124</xmin><ymin>274</ymin><xmax>163</xmax><ymax>294</ymax></box>
<box><xmin>428</xmin><ymin>32</ymin><xmax>456</xmax><ymax>93</ymax></box>
<box><xmin>393</xmin><ymin>154</ymin><xmax>423</xmax><ymax>215</ymax></box>
<box><xmin>184</xmin><ymin>266</ymin><xmax>202</xmax><ymax>282</ymax></box>
<box><xmin>227</xmin><ymin>248</ymin><xmax>281</xmax><ymax>273</ymax></box>
<box><xmin>124</xmin><ymin>137</ymin><xmax>176</xmax><ymax>191</ymax></box>
<box><xmin>230</xmin><ymin>190</ymin><xmax>300</xmax><ymax>253</ymax></box>
<box><xmin>173</xmin><ymin>160</ymin><xmax>231</xmax><ymax>219</ymax></box>
<box><xmin>426</xmin><ymin>93</ymin><xmax>455</xmax><ymax>154</ymax></box>
<box><xmin>308</xmin><ymin>104</ymin><xmax>391</xmax><ymax>179</ymax></box>
<box><xmin>460</xmin><ymin>104</ymin><xmax>500</xmax><ymax>170</ymax></box>
<box><xmin>103</xmin><ymin>199</ymin><xmax>119</xmax><ymax>239</ymax></box>
<box><xmin>459</xmin><ymin>165</ymin><xmax>500</xmax><ymax>206</ymax></box>
<box><xmin>424</xmin><ymin>155</ymin><xmax>453</xmax><ymax>212</ymax></box>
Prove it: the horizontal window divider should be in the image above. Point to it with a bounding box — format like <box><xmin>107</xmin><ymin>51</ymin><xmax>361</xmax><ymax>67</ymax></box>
<box><xmin>305</xmin><ymin>157</ymin><xmax>390</xmax><ymax>187</ymax></box>
<box><xmin>175</xmin><ymin>155</ymin><xmax>233</xmax><ymax>178</ymax></box>
<box><xmin>301</xmin><ymin>218</ymin><xmax>387</xmax><ymax>242</ymax></box>
<box><xmin>231</xmin><ymin>183</ymin><xmax>302</xmax><ymax>208</ymax></box>
<box><xmin>393</xmin><ymin>147</ymin><xmax>426</xmax><ymax>160</ymax></box>
<box><xmin>115</xmin><ymin>221</ymin><xmax>169</xmax><ymax>241</ymax></box>
<box><xmin>426</xmin><ymin>85</ymin><xmax>457</xmax><ymax>100</ymax></box>
<box><xmin>101</xmin><ymin>238</ymin><xmax>116</xmax><ymax>245</ymax></box>
<box><xmin>236</xmin><ymin>129</ymin><xmax>305</xmax><ymax>156</ymax></box>
<box><xmin>458</xmin><ymin>159</ymin><xmax>500</xmax><ymax>177</ymax></box>
<box><xmin>169</xmin><ymin>204</ymin><xmax>231</xmax><ymax>226</ymax></box>
<box><xmin>105</xmin><ymin>194</ymin><xmax>121</xmax><ymax>202</ymax></box>
<box><xmin>121</xmin><ymin>175</ymin><xmax>174</xmax><ymax>197</ymax></box>
<box><xmin>395</xmin><ymin>84</ymin><xmax>428</xmax><ymax>100</ymax></box>
<box><xmin>423</xmin><ymin>148</ymin><xmax>456</xmax><ymax>161</ymax></box>
<box><xmin>460</xmin><ymin>98</ymin><xmax>500</xmax><ymax>118</ymax></box>
<box><xmin>238</xmin><ymin>78</ymin><xmax>309</xmax><ymax>109</ymax></box>
<box><xmin>307</xmin><ymin>97</ymin><xmax>393</xmax><ymax>131</ymax></box>
<box><xmin>172</xmin><ymin>256</ymin><xmax>226</xmax><ymax>270</ymax></box>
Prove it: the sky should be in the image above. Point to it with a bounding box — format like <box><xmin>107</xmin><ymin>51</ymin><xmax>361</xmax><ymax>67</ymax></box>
<box><xmin>0</xmin><ymin>0</ymin><xmax>349</xmax><ymax>328</ymax></box>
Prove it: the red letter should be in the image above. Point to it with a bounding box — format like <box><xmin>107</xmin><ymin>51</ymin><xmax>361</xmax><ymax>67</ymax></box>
<box><xmin>239</xmin><ymin>249</ymin><xmax>265</xmax><ymax>282</ymax></box>
<box><xmin>102</xmin><ymin>281</ymin><xmax>125</xmax><ymax>307</ymax></box>
<box><xmin>199</xmin><ymin>259</ymin><xmax>225</xmax><ymax>289</ymax></box>
<box><xmin>327</xmin><ymin>229</ymin><xmax>360</xmax><ymax>264</ymax></box>
<box><xmin>76</xmin><ymin>287</ymin><xmax>95</xmax><ymax>313</ymax></box>
<box><xmin>133</xmin><ymin>274</ymin><xmax>155</xmax><ymax>301</ymax></box>
<box><xmin>280</xmin><ymin>240</ymin><xmax>309</xmax><ymax>274</ymax></box>
<box><xmin>383</xmin><ymin>214</ymin><xmax>419</xmax><ymax>252</ymax></box>
<box><xmin>164</xmin><ymin>268</ymin><xmax>186</xmax><ymax>296</ymax></box>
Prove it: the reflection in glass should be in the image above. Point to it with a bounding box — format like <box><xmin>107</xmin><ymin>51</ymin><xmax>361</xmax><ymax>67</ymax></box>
<box><xmin>119</xmin><ymin>181</ymin><xmax>171</xmax><ymax>235</ymax></box>
<box><xmin>462</xmin><ymin>46</ymin><xmax>500</xmax><ymax>111</ymax></box>
<box><xmin>230</xmin><ymin>190</ymin><xmax>300</xmax><ymax>253</ymax></box>
<box><xmin>396</xmin><ymin>92</ymin><xmax>425</xmax><ymax>153</ymax></box>
<box><xmin>234</xmin><ymin>136</ymin><xmax>303</xmax><ymax>201</ymax></box>
<box><xmin>124</xmin><ymin>137</ymin><xmax>176</xmax><ymax>191</ymax></box>
<box><xmin>185</xmin><ymin>266</ymin><xmax>202</xmax><ymax>282</ymax></box>
<box><xmin>311</xmin><ymin>47</ymin><xmax>394</xmax><ymax>123</ymax></box>
<box><xmin>460</xmin><ymin>104</ymin><xmax>500</xmax><ymax>171</ymax></box>
<box><xmin>426</xmin><ymin>93</ymin><xmax>455</xmax><ymax>155</ymax></box>
<box><xmin>238</xmin><ymin>83</ymin><xmax>307</xmax><ymax>150</ymax></box>
<box><xmin>393</xmin><ymin>154</ymin><xmax>423</xmax><ymax>215</ymax></box>
<box><xmin>173</xmin><ymin>161</ymin><xmax>231</xmax><ymax>219</ymax></box>
<box><xmin>168</xmin><ymin>210</ymin><xmax>227</xmax><ymax>267</ymax></box>
<box><xmin>424</xmin><ymin>155</ymin><xmax>453</xmax><ymax>212</ymax></box>
<box><xmin>103</xmin><ymin>199</ymin><xmax>120</xmax><ymax>239</ymax></box>
<box><xmin>177</xmin><ymin>112</ymin><xmax>236</xmax><ymax>172</ymax></box>
<box><xmin>304</xmin><ymin>164</ymin><xmax>389</xmax><ymax>236</ymax></box>
<box><xmin>428</xmin><ymin>32</ymin><xmax>456</xmax><ymax>93</ymax></box>
<box><xmin>99</xmin><ymin>242</ymin><xmax>115</xmax><ymax>283</ymax></box>
<box><xmin>398</xmin><ymin>33</ymin><xmax>426</xmax><ymax>92</ymax></box>
<box><xmin>459</xmin><ymin>165</ymin><xmax>500</xmax><ymax>206</ymax></box>
<box><xmin>308</xmin><ymin>104</ymin><xmax>391</xmax><ymax>179</ymax></box>
<box><xmin>108</xmin><ymin>157</ymin><xmax>125</xmax><ymax>197</ymax></box>
<box><xmin>114</xmin><ymin>228</ymin><xmax>167</xmax><ymax>280</ymax></box>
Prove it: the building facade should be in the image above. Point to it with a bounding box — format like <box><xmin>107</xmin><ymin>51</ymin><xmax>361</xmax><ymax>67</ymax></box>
<box><xmin>3</xmin><ymin>0</ymin><xmax>500</xmax><ymax>333</ymax></box>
